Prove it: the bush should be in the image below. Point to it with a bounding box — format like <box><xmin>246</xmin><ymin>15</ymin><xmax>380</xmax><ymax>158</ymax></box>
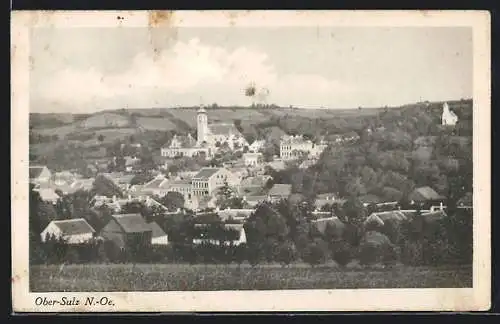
<box><xmin>331</xmin><ymin>241</ymin><xmax>354</xmax><ymax>266</ymax></box>
<box><xmin>358</xmin><ymin>231</ymin><xmax>397</xmax><ymax>265</ymax></box>
<box><xmin>302</xmin><ymin>239</ymin><xmax>329</xmax><ymax>267</ymax></box>
<box><xmin>276</xmin><ymin>241</ymin><xmax>298</xmax><ymax>266</ymax></box>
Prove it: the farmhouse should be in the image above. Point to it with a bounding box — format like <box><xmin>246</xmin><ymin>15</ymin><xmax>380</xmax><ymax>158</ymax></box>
<box><xmin>40</xmin><ymin>218</ymin><xmax>95</xmax><ymax>244</ymax></box>
<box><xmin>29</xmin><ymin>165</ymin><xmax>52</xmax><ymax>184</ymax></box>
<box><xmin>408</xmin><ymin>186</ymin><xmax>444</xmax><ymax>207</ymax></box>
<box><xmin>100</xmin><ymin>214</ymin><xmax>153</xmax><ymax>250</ymax></box>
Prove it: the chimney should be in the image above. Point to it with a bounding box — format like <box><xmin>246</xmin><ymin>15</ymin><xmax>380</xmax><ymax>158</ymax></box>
<box><xmin>128</xmin><ymin>194</ymin><xmax>131</xmax><ymax>200</ymax></box>
<box><xmin>112</xmin><ymin>195</ymin><xmax>117</xmax><ymax>202</ymax></box>
<box><xmin>440</xmin><ymin>202</ymin><xmax>444</xmax><ymax>211</ymax></box>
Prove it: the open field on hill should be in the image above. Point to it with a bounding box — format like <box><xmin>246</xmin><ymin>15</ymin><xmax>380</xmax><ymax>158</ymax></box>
<box><xmin>30</xmin><ymin>263</ymin><xmax>472</xmax><ymax>292</ymax></box>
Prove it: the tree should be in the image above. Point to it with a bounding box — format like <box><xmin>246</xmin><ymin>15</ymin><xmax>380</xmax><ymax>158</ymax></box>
<box><xmin>302</xmin><ymin>238</ymin><xmax>329</xmax><ymax>267</ymax></box>
<box><xmin>97</xmin><ymin>134</ymin><xmax>105</xmax><ymax>142</ymax></box>
<box><xmin>276</xmin><ymin>241</ymin><xmax>298</xmax><ymax>267</ymax></box>
<box><xmin>159</xmin><ymin>192</ymin><xmax>185</xmax><ymax>211</ymax></box>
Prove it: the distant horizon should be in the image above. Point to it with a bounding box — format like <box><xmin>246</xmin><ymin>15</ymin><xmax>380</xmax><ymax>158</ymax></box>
<box><xmin>29</xmin><ymin>97</ymin><xmax>472</xmax><ymax>116</ymax></box>
<box><xmin>30</xmin><ymin>27</ymin><xmax>472</xmax><ymax>114</ymax></box>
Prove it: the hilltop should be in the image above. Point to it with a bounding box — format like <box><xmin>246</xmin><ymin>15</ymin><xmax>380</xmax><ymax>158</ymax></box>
<box><xmin>29</xmin><ymin>99</ymin><xmax>473</xmax><ymax>173</ymax></box>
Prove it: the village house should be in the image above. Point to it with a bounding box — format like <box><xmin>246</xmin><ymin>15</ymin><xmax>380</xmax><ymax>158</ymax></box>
<box><xmin>242</xmin><ymin>195</ymin><xmax>268</xmax><ymax>208</ymax></box>
<box><xmin>192</xmin><ymin>223</ymin><xmax>247</xmax><ymax>246</ymax></box>
<box><xmin>101</xmin><ymin>172</ymin><xmax>136</xmax><ymax>192</ymax></box>
<box><xmin>160</xmin><ymin>133</ymin><xmax>213</xmax><ymax>159</ymax></box>
<box><xmin>363</xmin><ymin>211</ymin><xmax>409</xmax><ymax>229</ymax></box>
<box><xmin>243</xmin><ymin>152</ymin><xmax>264</xmax><ymax>167</ymax></box>
<box><xmin>311</xmin><ymin>216</ymin><xmax>346</xmax><ymax>239</ymax></box>
<box><xmin>190</xmin><ymin>167</ymin><xmax>238</xmax><ymax>197</ymax></box>
<box><xmin>267</xmin><ymin>184</ymin><xmax>292</xmax><ymax>202</ymax></box>
<box><xmin>100</xmin><ymin>214</ymin><xmax>153</xmax><ymax>250</ymax></box>
<box><xmin>29</xmin><ymin>165</ymin><xmax>52</xmax><ymax>184</ymax></box>
<box><xmin>92</xmin><ymin>195</ymin><xmax>168</xmax><ymax>213</ymax></box>
<box><xmin>148</xmin><ymin>222</ymin><xmax>169</xmax><ymax>245</ymax></box>
<box><xmin>34</xmin><ymin>188</ymin><xmax>60</xmax><ymax>204</ymax></box>
<box><xmin>248</xmin><ymin>139</ymin><xmax>266</xmax><ymax>153</ymax></box>
<box><xmin>217</xmin><ymin>208</ymin><xmax>255</xmax><ymax>222</ymax></box>
<box><xmin>441</xmin><ymin>102</ymin><xmax>458</xmax><ymax>126</ymax></box>
<box><xmin>141</xmin><ymin>175</ymin><xmax>171</xmax><ymax>197</ymax></box>
<box><xmin>408</xmin><ymin>186</ymin><xmax>445</xmax><ymax>209</ymax></box>
<box><xmin>38</xmin><ymin>177</ymin><xmax>95</xmax><ymax>196</ymax></box>
<box><xmin>280</xmin><ymin>135</ymin><xmax>314</xmax><ymax>160</ymax></box>
<box><xmin>40</xmin><ymin>218</ymin><xmax>96</xmax><ymax>244</ymax></box>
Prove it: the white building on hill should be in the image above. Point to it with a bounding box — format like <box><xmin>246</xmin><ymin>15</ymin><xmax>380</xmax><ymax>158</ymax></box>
<box><xmin>280</xmin><ymin>135</ymin><xmax>327</xmax><ymax>160</ymax></box>
<box><xmin>441</xmin><ymin>102</ymin><xmax>458</xmax><ymax>126</ymax></box>
<box><xmin>160</xmin><ymin>106</ymin><xmax>248</xmax><ymax>158</ymax></box>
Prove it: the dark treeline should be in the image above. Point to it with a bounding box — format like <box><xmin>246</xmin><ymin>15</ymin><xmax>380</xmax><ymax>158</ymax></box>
<box><xmin>30</xmin><ymin>186</ymin><xmax>472</xmax><ymax>268</ymax></box>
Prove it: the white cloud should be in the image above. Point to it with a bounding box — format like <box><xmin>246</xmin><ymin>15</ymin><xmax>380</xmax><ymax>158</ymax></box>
<box><xmin>32</xmin><ymin>38</ymin><xmax>356</xmax><ymax>111</ymax></box>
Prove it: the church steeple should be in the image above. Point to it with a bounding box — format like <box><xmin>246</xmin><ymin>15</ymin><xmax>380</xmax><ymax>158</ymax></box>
<box><xmin>197</xmin><ymin>104</ymin><xmax>208</xmax><ymax>144</ymax></box>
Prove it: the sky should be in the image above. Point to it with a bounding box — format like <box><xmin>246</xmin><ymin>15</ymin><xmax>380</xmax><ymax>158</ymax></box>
<box><xmin>29</xmin><ymin>27</ymin><xmax>472</xmax><ymax>113</ymax></box>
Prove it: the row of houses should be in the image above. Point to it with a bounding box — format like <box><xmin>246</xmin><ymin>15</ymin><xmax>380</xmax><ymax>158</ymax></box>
<box><xmin>40</xmin><ymin>213</ymin><xmax>247</xmax><ymax>248</ymax></box>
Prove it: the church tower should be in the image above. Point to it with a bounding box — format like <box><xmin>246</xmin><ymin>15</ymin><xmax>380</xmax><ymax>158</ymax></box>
<box><xmin>197</xmin><ymin>105</ymin><xmax>208</xmax><ymax>144</ymax></box>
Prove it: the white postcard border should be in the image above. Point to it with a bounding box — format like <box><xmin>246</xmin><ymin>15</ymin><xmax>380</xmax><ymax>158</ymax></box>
<box><xmin>11</xmin><ymin>10</ymin><xmax>491</xmax><ymax>312</ymax></box>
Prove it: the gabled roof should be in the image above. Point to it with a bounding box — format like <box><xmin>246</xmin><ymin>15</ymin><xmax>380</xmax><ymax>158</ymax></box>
<box><xmin>143</xmin><ymin>177</ymin><xmax>168</xmax><ymax>189</ymax></box>
<box><xmin>268</xmin><ymin>184</ymin><xmax>292</xmax><ymax>197</ymax></box>
<box><xmin>364</xmin><ymin>211</ymin><xmax>408</xmax><ymax>227</ymax></box>
<box><xmin>53</xmin><ymin>218</ymin><xmax>95</xmax><ymax>235</ymax></box>
<box><xmin>38</xmin><ymin>188</ymin><xmax>60</xmax><ymax>201</ymax></box>
<box><xmin>147</xmin><ymin>222</ymin><xmax>167</xmax><ymax>238</ymax></box>
<box><xmin>410</xmin><ymin>186</ymin><xmax>444</xmax><ymax>201</ymax></box>
<box><xmin>358</xmin><ymin>194</ymin><xmax>383</xmax><ymax>205</ymax></box>
<box><xmin>420</xmin><ymin>210</ymin><xmax>447</xmax><ymax>222</ymax></box>
<box><xmin>193</xmin><ymin>168</ymin><xmax>221</xmax><ymax>180</ymax></box>
<box><xmin>29</xmin><ymin>166</ymin><xmax>48</xmax><ymax>179</ymax></box>
<box><xmin>312</xmin><ymin>217</ymin><xmax>345</xmax><ymax>235</ymax></box>
<box><xmin>111</xmin><ymin>214</ymin><xmax>152</xmax><ymax>233</ymax></box>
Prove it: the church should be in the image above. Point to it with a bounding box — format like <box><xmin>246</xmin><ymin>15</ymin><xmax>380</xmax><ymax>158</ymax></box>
<box><xmin>161</xmin><ymin>106</ymin><xmax>248</xmax><ymax>159</ymax></box>
<box><xmin>196</xmin><ymin>105</ymin><xmax>248</xmax><ymax>149</ymax></box>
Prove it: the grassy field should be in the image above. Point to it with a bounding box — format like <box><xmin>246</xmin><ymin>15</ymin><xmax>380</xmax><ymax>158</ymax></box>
<box><xmin>30</xmin><ymin>263</ymin><xmax>472</xmax><ymax>292</ymax></box>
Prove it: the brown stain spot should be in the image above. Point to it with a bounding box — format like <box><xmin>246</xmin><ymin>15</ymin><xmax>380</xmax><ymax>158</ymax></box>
<box><xmin>245</xmin><ymin>83</ymin><xmax>256</xmax><ymax>97</ymax></box>
<box><xmin>148</xmin><ymin>11</ymin><xmax>174</xmax><ymax>28</ymax></box>
<box><xmin>11</xmin><ymin>274</ymin><xmax>21</xmax><ymax>283</ymax></box>
<box><xmin>147</xmin><ymin>11</ymin><xmax>177</xmax><ymax>60</ymax></box>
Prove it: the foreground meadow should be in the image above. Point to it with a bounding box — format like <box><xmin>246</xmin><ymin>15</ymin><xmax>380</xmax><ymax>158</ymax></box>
<box><xmin>30</xmin><ymin>263</ymin><xmax>472</xmax><ymax>292</ymax></box>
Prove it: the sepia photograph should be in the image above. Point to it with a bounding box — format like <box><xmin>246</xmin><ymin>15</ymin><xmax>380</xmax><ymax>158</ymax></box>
<box><xmin>11</xmin><ymin>10</ymin><xmax>490</xmax><ymax>312</ymax></box>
